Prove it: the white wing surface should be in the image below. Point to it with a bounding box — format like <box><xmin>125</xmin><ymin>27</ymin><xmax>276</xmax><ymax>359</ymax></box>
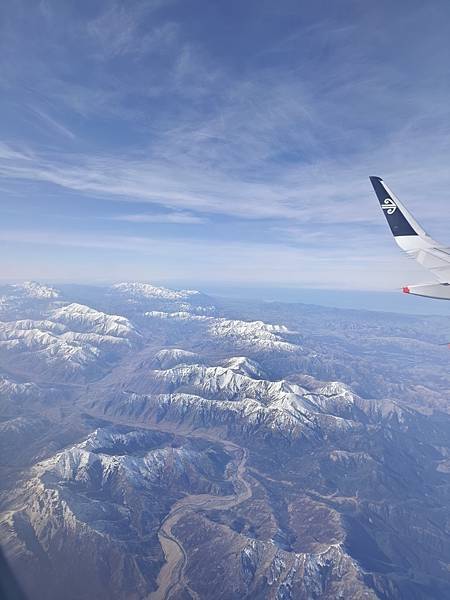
<box><xmin>370</xmin><ymin>176</ymin><xmax>450</xmax><ymax>300</ymax></box>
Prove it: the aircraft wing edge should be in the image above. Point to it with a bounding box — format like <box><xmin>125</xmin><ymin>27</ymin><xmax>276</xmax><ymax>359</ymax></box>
<box><xmin>403</xmin><ymin>283</ymin><xmax>450</xmax><ymax>300</ymax></box>
<box><xmin>370</xmin><ymin>176</ymin><xmax>450</xmax><ymax>286</ymax></box>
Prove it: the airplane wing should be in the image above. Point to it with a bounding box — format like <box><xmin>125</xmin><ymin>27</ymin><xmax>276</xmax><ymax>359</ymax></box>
<box><xmin>370</xmin><ymin>176</ymin><xmax>450</xmax><ymax>300</ymax></box>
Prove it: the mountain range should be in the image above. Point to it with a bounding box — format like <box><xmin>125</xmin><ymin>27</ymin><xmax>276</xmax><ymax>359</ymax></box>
<box><xmin>1</xmin><ymin>281</ymin><xmax>450</xmax><ymax>599</ymax></box>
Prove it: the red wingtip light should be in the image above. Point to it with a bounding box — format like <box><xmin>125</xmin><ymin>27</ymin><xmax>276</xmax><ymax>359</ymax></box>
<box><xmin>402</xmin><ymin>286</ymin><xmax>411</xmax><ymax>294</ymax></box>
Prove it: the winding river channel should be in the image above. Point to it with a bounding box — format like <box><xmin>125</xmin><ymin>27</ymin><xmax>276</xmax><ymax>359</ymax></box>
<box><xmin>149</xmin><ymin>441</ymin><xmax>252</xmax><ymax>600</ymax></box>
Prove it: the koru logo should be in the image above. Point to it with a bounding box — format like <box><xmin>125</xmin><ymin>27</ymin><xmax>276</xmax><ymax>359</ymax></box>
<box><xmin>381</xmin><ymin>197</ymin><xmax>397</xmax><ymax>215</ymax></box>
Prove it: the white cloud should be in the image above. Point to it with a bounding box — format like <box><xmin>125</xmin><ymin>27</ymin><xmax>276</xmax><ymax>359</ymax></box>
<box><xmin>0</xmin><ymin>227</ymin><xmax>429</xmax><ymax>290</ymax></box>
<box><xmin>28</xmin><ymin>106</ymin><xmax>76</xmax><ymax>140</ymax></box>
<box><xmin>110</xmin><ymin>212</ymin><xmax>207</xmax><ymax>224</ymax></box>
<box><xmin>0</xmin><ymin>142</ymin><xmax>33</xmax><ymax>161</ymax></box>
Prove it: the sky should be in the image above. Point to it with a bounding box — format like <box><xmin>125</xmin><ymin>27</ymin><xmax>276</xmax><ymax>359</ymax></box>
<box><xmin>1</xmin><ymin>0</ymin><xmax>450</xmax><ymax>308</ymax></box>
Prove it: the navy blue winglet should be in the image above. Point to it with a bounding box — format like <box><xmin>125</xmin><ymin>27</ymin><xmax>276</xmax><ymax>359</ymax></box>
<box><xmin>370</xmin><ymin>176</ymin><xmax>417</xmax><ymax>237</ymax></box>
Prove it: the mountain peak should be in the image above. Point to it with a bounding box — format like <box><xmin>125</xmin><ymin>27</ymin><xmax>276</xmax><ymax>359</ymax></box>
<box><xmin>13</xmin><ymin>281</ymin><xmax>60</xmax><ymax>299</ymax></box>
<box><xmin>112</xmin><ymin>282</ymin><xmax>200</xmax><ymax>300</ymax></box>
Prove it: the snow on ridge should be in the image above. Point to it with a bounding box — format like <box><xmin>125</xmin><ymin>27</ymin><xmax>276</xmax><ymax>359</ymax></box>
<box><xmin>128</xmin><ymin>391</ymin><xmax>328</xmax><ymax>439</ymax></box>
<box><xmin>0</xmin><ymin>416</ymin><xmax>40</xmax><ymax>435</ymax></box>
<box><xmin>78</xmin><ymin>427</ymin><xmax>151</xmax><ymax>452</ymax></box>
<box><xmin>208</xmin><ymin>318</ymin><xmax>298</xmax><ymax>351</ymax></box>
<box><xmin>0</xmin><ymin>322</ymin><xmax>128</xmax><ymax>364</ymax></box>
<box><xmin>0</xmin><ymin>374</ymin><xmax>40</xmax><ymax>398</ymax></box>
<box><xmin>51</xmin><ymin>303</ymin><xmax>140</xmax><ymax>340</ymax></box>
<box><xmin>0</xmin><ymin>303</ymin><xmax>140</xmax><ymax>377</ymax></box>
<box><xmin>222</xmin><ymin>356</ymin><xmax>266</xmax><ymax>378</ymax></box>
<box><xmin>11</xmin><ymin>319</ymin><xmax>66</xmax><ymax>334</ymax></box>
<box><xmin>318</xmin><ymin>381</ymin><xmax>353</xmax><ymax>397</ymax></box>
<box><xmin>145</xmin><ymin>310</ymin><xmax>204</xmax><ymax>320</ymax></box>
<box><xmin>314</xmin><ymin>382</ymin><xmax>356</xmax><ymax>407</ymax></box>
<box><xmin>152</xmin><ymin>362</ymin><xmax>321</xmax><ymax>417</ymax></box>
<box><xmin>144</xmin><ymin>310</ymin><xmax>299</xmax><ymax>352</ymax></box>
<box><xmin>12</xmin><ymin>281</ymin><xmax>60</xmax><ymax>299</ymax></box>
<box><xmin>37</xmin><ymin>426</ymin><xmax>216</xmax><ymax>487</ymax></box>
<box><xmin>117</xmin><ymin>355</ymin><xmax>373</xmax><ymax>440</ymax></box>
<box><xmin>112</xmin><ymin>282</ymin><xmax>200</xmax><ymax>301</ymax></box>
<box><xmin>153</xmin><ymin>348</ymin><xmax>204</xmax><ymax>369</ymax></box>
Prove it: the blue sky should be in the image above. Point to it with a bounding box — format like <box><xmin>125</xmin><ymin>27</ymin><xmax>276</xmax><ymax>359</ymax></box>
<box><xmin>1</xmin><ymin>0</ymin><xmax>450</xmax><ymax>301</ymax></box>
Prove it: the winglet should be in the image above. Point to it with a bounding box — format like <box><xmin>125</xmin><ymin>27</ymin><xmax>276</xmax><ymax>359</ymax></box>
<box><xmin>370</xmin><ymin>176</ymin><xmax>450</xmax><ymax>289</ymax></box>
<box><xmin>369</xmin><ymin>176</ymin><xmax>418</xmax><ymax>237</ymax></box>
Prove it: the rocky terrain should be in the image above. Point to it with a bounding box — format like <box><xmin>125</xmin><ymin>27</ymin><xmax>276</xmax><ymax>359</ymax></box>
<box><xmin>1</xmin><ymin>281</ymin><xmax>450</xmax><ymax>599</ymax></box>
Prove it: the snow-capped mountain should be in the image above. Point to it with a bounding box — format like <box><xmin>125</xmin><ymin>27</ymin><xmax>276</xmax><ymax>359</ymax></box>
<box><xmin>0</xmin><ymin>425</ymin><xmax>231</xmax><ymax>600</ymax></box>
<box><xmin>112</xmin><ymin>282</ymin><xmax>201</xmax><ymax>301</ymax></box>
<box><xmin>51</xmin><ymin>303</ymin><xmax>140</xmax><ymax>339</ymax></box>
<box><xmin>0</xmin><ymin>303</ymin><xmax>141</xmax><ymax>381</ymax></box>
<box><xmin>93</xmin><ymin>351</ymin><xmax>418</xmax><ymax>445</ymax></box>
<box><xmin>145</xmin><ymin>310</ymin><xmax>299</xmax><ymax>353</ymax></box>
<box><xmin>109</xmin><ymin>282</ymin><xmax>216</xmax><ymax>318</ymax></box>
<box><xmin>0</xmin><ymin>373</ymin><xmax>41</xmax><ymax>401</ymax></box>
<box><xmin>12</xmin><ymin>281</ymin><xmax>61</xmax><ymax>299</ymax></box>
<box><xmin>0</xmin><ymin>282</ymin><xmax>61</xmax><ymax>320</ymax></box>
<box><xmin>151</xmin><ymin>348</ymin><xmax>204</xmax><ymax>369</ymax></box>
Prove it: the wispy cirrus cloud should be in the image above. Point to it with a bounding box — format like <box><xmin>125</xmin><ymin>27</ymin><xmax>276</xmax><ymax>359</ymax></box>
<box><xmin>86</xmin><ymin>3</ymin><xmax>178</xmax><ymax>60</ymax></box>
<box><xmin>27</xmin><ymin>106</ymin><xmax>76</xmax><ymax>140</ymax></box>
<box><xmin>0</xmin><ymin>133</ymin><xmax>448</xmax><ymax>233</ymax></box>
<box><xmin>110</xmin><ymin>211</ymin><xmax>207</xmax><ymax>225</ymax></box>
